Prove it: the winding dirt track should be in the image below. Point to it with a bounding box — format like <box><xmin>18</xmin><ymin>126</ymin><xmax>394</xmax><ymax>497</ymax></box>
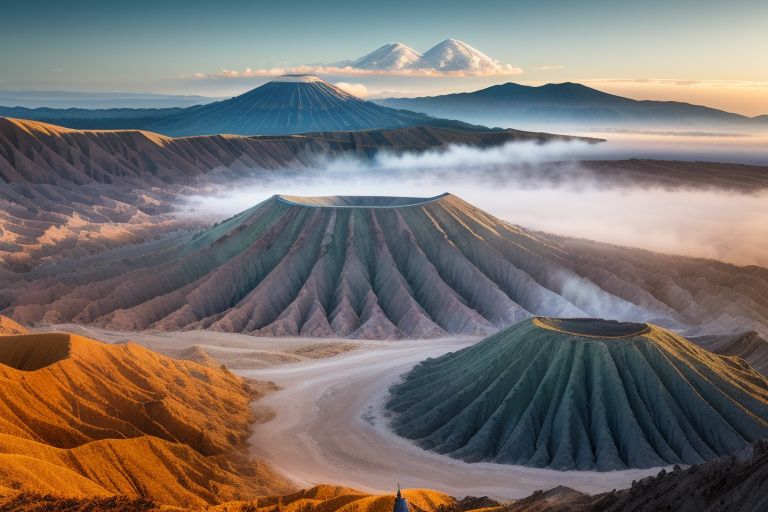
<box><xmin>242</xmin><ymin>339</ymin><xmax>666</xmax><ymax>499</ymax></box>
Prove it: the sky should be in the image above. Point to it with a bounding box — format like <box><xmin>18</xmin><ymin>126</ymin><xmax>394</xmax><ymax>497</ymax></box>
<box><xmin>1</xmin><ymin>0</ymin><xmax>767</xmax><ymax>115</ymax></box>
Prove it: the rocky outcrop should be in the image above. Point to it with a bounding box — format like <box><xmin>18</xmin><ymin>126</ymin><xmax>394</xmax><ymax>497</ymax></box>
<box><xmin>497</xmin><ymin>440</ymin><xmax>768</xmax><ymax>512</ymax></box>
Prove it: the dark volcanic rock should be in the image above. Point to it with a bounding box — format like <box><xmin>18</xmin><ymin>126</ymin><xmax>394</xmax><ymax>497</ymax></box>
<box><xmin>500</xmin><ymin>440</ymin><xmax>768</xmax><ymax>512</ymax></box>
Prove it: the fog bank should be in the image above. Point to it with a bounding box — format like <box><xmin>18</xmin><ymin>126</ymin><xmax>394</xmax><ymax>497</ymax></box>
<box><xmin>179</xmin><ymin>140</ymin><xmax>768</xmax><ymax>268</ymax></box>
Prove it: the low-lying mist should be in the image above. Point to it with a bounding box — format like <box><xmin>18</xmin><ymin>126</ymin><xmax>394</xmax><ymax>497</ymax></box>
<box><xmin>581</xmin><ymin>131</ymin><xmax>768</xmax><ymax>165</ymax></box>
<box><xmin>179</xmin><ymin>140</ymin><xmax>768</xmax><ymax>268</ymax></box>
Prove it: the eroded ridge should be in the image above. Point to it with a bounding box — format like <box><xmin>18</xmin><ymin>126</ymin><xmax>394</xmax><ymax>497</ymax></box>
<box><xmin>4</xmin><ymin>193</ymin><xmax>768</xmax><ymax>340</ymax></box>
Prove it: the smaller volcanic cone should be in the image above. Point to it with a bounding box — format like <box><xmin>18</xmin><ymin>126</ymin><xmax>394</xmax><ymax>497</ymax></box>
<box><xmin>387</xmin><ymin>318</ymin><xmax>768</xmax><ymax>471</ymax></box>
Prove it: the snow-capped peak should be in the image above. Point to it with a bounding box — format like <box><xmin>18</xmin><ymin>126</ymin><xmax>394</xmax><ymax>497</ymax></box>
<box><xmin>419</xmin><ymin>39</ymin><xmax>504</xmax><ymax>73</ymax></box>
<box><xmin>347</xmin><ymin>39</ymin><xmax>514</xmax><ymax>75</ymax></box>
<box><xmin>352</xmin><ymin>42</ymin><xmax>423</xmax><ymax>70</ymax></box>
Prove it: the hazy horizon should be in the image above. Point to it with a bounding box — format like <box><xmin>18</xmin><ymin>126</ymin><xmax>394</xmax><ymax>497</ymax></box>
<box><xmin>1</xmin><ymin>0</ymin><xmax>766</xmax><ymax>115</ymax></box>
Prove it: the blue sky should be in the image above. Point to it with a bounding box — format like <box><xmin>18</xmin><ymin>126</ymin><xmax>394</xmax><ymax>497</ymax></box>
<box><xmin>1</xmin><ymin>0</ymin><xmax>766</xmax><ymax>114</ymax></box>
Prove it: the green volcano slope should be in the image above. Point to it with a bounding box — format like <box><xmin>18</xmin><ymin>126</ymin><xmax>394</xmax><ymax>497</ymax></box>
<box><xmin>4</xmin><ymin>194</ymin><xmax>768</xmax><ymax>339</ymax></box>
<box><xmin>387</xmin><ymin>318</ymin><xmax>768</xmax><ymax>470</ymax></box>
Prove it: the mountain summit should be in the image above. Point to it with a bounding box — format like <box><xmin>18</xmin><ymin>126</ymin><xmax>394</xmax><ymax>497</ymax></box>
<box><xmin>419</xmin><ymin>39</ymin><xmax>505</xmax><ymax>73</ymax></box>
<box><xmin>379</xmin><ymin>81</ymin><xmax>751</xmax><ymax>129</ymax></box>
<box><xmin>348</xmin><ymin>39</ymin><xmax>513</xmax><ymax>74</ymax></box>
<box><xmin>352</xmin><ymin>43</ymin><xmax>422</xmax><ymax>70</ymax></box>
<box><xmin>146</xmin><ymin>75</ymin><xmax>442</xmax><ymax>136</ymax></box>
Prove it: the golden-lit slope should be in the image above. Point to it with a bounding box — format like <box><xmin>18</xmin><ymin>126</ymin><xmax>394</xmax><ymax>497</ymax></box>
<box><xmin>0</xmin><ymin>332</ymin><xmax>290</xmax><ymax>507</ymax></box>
<box><xmin>0</xmin><ymin>485</ymin><xmax>456</xmax><ymax>512</ymax></box>
<box><xmin>0</xmin><ymin>333</ymin><xmax>252</xmax><ymax>452</ymax></box>
<box><xmin>0</xmin><ymin>493</ymin><xmax>157</xmax><ymax>511</ymax></box>
<box><xmin>0</xmin><ymin>316</ymin><xmax>27</xmax><ymax>335</ymax></box>
<box><xmin>206</xmin><ymin>485</ymin><xmax>456</xmax><ymax>512</ymax></box>
<box><xmin>0</xmin><ymin>435</ymin><xmax>284</xmax><ymax>506</ymax></box>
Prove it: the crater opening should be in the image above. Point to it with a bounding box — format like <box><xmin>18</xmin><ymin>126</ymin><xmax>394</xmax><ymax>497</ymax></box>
<box><xmin>0</xmin><ymin>333</ymin><xmax>72</xmax><ymax>371</ymax></box>
<box><xmin>535</xmin><ymin>317</ymin><xmax>650</xmax><ymax>338</ymax></box>
<box><xmin>276</xmin><ymin>193</ymin><xmax>449</xmax><ymax>208</ymax></box>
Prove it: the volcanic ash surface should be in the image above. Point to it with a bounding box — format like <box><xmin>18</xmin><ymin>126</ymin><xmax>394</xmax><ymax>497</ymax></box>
<box><xmin>386</xmin><ymin>318</ymin><xmax>768</xmax><ymax>471</ymax></box>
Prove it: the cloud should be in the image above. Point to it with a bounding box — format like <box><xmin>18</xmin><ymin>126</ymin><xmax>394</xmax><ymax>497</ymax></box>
<box><xmin>334</xmin><ymin>82</ymin><xmax>368</xmax><ymax>98</ymax></box>
<box><xmin>182</xmin><ymin>64</ymin><xmax>523</xmax><ymax>80</ymax></box>
<box><xmin>367</xmin><ymin>90</ymin><xmax>436</xmax><ymax>100</ymax></box>
<box><xmin>582</xmin><ymin>78</ymin><xmax>768</xmax><ymax>88</ymax></box>
<box><xmin>177</xmin><ymin>139</ymin><xmax>768</xmax><ymax>268</ymax></box>
<box><xmin>530</xmin><ymin>65</ymin><xmax>565</xmax><ymax>71</ymax></box>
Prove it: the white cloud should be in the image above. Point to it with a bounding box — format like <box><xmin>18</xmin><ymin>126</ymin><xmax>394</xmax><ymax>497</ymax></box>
<box><xmin>582</xmin><ymin>78</ymin><xmax>768</xmax><ymax>88</ymax></box>
<box><xmin>334</xmin><ymin>82</ymin><xmax>368</xmax><ymax>98</ymax></box>
<box><xmin>530</xmin><ymin>65</ymin><xmax>564</xmax><ymax>71</ymax></box>
<box><xmin>182</xmin><ymin>64</ymin><xmax>523</xmax><ymax>80</ymax></box>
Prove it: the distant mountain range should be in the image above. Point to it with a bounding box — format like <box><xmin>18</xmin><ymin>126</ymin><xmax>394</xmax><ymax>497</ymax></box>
<box><xmin>0</xmin><ymin>76</ymin><xmax>485</xmax><ymax>136</ymax></box>
<box><xmin>0</xmin><ymin>90</ymin><xmax>219</xmax><ymax>109</ymax></box>
<box><xmin>2</xmin><ymin>77</ymin><xmax>765</xmax><ymax>136</ymax></box>
<box><xmin>146</xmin><ymin>75</ymin><xmax>462</xmax><ymax>136</ymax></box>
<box><xmin>377</xmin><ymin>82</ymin><xmax>768</xmax><ymax>131</ymax></box>
<box><xmin>345</xmin><ymin>39</ymin><xmax>514</xmax><ymax>75</ymax></box>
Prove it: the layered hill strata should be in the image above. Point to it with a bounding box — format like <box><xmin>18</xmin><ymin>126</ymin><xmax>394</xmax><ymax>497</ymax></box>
<box><xmin>387</xmin><ymin>318</ymin><xmax>768</xmax><ymax>470</ymax></box>
<box><xmin>0</xmin><ymin>117</ymin><xmax>583</xmax><ymax>187</ymax></box>
<box><xmin>692</xmin><ymin>330</ymin><xmax>768</xmax><ymax>376</ymax></box>
<box><xmin>0</xmin><ymin>117</ymin><xmax>591</xmax><ymax>271</ymax></box>
<box><xmin>0</xmin><ymin>331</ymin><xmax>289</xmax><ymax>506</ymax></box>
<box><xmin>3</xmin><ymin>193</ymin><xmax>768</xmax><ymax>339</ymax></box>
<box><xmin>3</xmin><ymin>117</ymin><xmax>766</xmax><ymax>276</ymax></box>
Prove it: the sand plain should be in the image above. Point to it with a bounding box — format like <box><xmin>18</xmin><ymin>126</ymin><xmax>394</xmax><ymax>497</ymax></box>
<box><xmin>57</xmin><ymin>326</ymin><xmax>677</xmax><ymax>499</ymax></box>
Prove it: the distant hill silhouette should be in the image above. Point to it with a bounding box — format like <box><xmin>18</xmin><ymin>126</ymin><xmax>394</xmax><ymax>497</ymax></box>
<box><xmin>378</xmin><ymin>82</ymin><xmax>765</xmax><ymax>130</ymax></box>
<box><xmin>0</xmin><ymin>76</ymin><xmax>489</xmax><ymax>136</ymax></box>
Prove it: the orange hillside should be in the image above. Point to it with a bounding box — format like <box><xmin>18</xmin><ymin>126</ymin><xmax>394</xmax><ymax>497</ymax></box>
<box><xmin>0</xmin><ymin>485</ymin><xmax>462</xmax><ymax>512</ymax></box>
<box><xmin>207</xmin><ymin>485</ymin><xmax>458</xmax><ymax>512</ymax></box>
<box><xmin>0</xmin><ymin>316</ymin><xmax>27</xmax><ymax>335</ymax></box>
<box><xmin>0</xmin><ymin>332</ymin><xmax>290</xmax><ymax>507</ymax></box>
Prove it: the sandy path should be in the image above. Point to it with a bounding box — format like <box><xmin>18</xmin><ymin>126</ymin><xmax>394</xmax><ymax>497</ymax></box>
<box><xmin>241</xmin><ymin>338</ymin><xmax>666</xmax><ymax>499</ymax></box>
